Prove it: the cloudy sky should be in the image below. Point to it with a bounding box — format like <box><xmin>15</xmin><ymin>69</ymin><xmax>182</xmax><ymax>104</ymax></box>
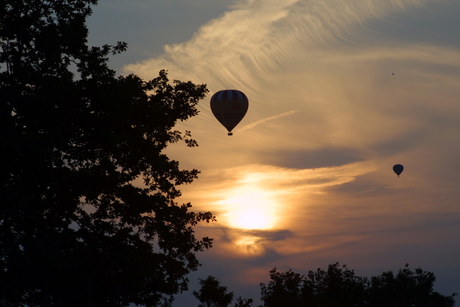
<box><xmin>88</xmin><ymin>0</ymin><xmax>460</xmax><ymax>305</ymax></box>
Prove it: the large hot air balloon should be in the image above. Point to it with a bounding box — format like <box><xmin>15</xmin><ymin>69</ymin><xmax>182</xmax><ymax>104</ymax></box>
<box><xmin>393</xmin><ymin>164</ymin><xmax>404</xmax><ymax>177</ymax></box>
<box><xmin>210</xmin><ymin>89</ymin><xmax>248</xmax><ymax>136</ymax></box>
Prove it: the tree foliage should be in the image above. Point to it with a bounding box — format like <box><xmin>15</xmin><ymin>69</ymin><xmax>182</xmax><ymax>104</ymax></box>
<box><xmin>259</xmin><ymin>263</ymin><xmax>456</xmax><ymax>307</ymax></box>
<box><xmin>193</xmin><ymin>276</ymin><xmax>253</xmax><ymax>307</ymax></box>
<box><xmin>260</xmin><ymin>263</ymin><xmax>367</xmax><ymax>307</ymax></box>
<box><xmin>0</xmin><ymin>0</ymin><xmax>213</xmax><ymax>306</ymax></box>
<box><xmin>233</xmin><ymin>297</ymin><xmax>254</xmax><ymax>307</ymax></box>
<box><xmin>260</xmin><ymin>268</ymin><xmax>305</xmax><ymax>307</ymax></box>
<box><xmin>193</xmin><ymin>276</ymin><xmax>234</xmax><ymax>307</ymax></box>
<box><xmin>368</xmin><ymin>264</ymin><xmax>456</xmax><ymax>307</ymax></box>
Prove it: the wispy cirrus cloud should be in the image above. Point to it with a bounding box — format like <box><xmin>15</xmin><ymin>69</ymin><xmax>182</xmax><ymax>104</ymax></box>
<box><xmin>238</xmin><ymin>110</ymin><xmax>299</xmax><ymax>132</ymax></box>
<box><xmin>125</xmin><ymin>0</ymin><xmax>460</xmax><ymax>158</ymax></box>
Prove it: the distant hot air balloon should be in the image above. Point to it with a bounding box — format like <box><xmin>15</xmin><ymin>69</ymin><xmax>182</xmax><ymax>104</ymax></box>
<box><xmin>210</xmin><ymin>89</ymin><xmax>248</xmax><ymax>136</ymax></box>
<box><xmin>393</xmin><ymin>164</ymin><xmax>404</xmax><ymax>177</ymax></box>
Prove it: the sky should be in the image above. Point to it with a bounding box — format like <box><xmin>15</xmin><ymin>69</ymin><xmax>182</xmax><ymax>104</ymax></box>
<box><xmin>87</xmin><ymin>0</ymin><xmax>460</xmax><ymax>305</ymax></box>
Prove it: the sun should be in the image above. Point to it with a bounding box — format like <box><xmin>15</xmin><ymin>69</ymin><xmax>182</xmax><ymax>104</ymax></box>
<box><xmin>233</xmin><ymin>207</ymin><xmax>270</xmax><ymax>229</ymax></box>
<box><xmin>216</xmin><ymin>187</ymin><xmax>278</xmax><ymax>230</ymax></box>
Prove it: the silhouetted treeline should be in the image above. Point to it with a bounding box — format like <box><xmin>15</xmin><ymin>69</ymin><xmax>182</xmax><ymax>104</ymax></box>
<box><xmin>194</xmin><ymin>263</ymin><xmax>457</xmax><ymax>307</ymax></box>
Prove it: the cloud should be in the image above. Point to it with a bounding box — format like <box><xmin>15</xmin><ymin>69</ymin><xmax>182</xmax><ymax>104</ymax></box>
<box><xmin>145</xmin><ymin>0</ymin><xmax>460</xmax><ymax>230</ymax></box>
<box><xmin>123</xmin><ymin>0</ymin><xmax>440</xmax><ymax>82</ymax></box>
<box><xmin>126</xmin><ymin>0</ymin><xmax>460</xmax><ymax>166</ymax></box>
<box><xmin>180</xmin><ymin>161</ymin><xmax>378</xmax><ymax>259</ymax></box>
<box><xmin>238</xmin><ymin>110</ymin><xmax>299</xmax><ymax>132</ymax></box>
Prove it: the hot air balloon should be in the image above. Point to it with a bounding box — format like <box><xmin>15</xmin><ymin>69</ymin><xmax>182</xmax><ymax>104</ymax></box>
<box><xmin>210</xmin><ymin>89</ymin><xmax>248</xmax><ymax>136</ymax></box>
<box><xmin>393</xmin><ymin>164</ymin><xmax>404</xmax><ymax>177</ymax></box>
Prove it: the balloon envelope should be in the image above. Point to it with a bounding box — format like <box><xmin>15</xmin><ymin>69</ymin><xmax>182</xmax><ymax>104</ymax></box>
<box><xmin>393</xmin><ymin>164</ymin><xmax>404</xmax><ymax>177</ymax></box>
<box><xmin>210</xmin><ymin>89</ymin><xmax>248</xmax><ymax>136</ymax></box>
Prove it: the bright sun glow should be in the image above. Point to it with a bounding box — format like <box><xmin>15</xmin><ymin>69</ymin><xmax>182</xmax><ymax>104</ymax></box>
<box><xmin>216</xmin><ymin>187</ymin><xmax>279</xmax><ymax>230</ymax></box>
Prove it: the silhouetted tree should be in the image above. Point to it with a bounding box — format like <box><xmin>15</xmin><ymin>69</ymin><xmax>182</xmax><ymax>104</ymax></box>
<box><xmin>0</xmin><ymin>0</ymin><xmax>213</xmax><ymax>306</ymax></box>
<box><xmin>233</xmin><ymin>297</ymin><xmax>254</xmax><ymax>307</ymax></box>
<box><xmin>368</xmin><ymin>264</ymin><xmax>457</xmax><ymax>307</ymax></box>
<box><xmin>260</xmin><ymin>269</ymin><xmax>305</xmax><ymax>307</ymax></box>
<box><xmin>303</xmin><ymin>262</ymin><xmax>368</xmax><ymax>306</ymax></box>
<box><xmin>259</xmin><ymin>263</ymin><xmax>456</xmax><ymax>307</ymax></box>
<box><xmin>192</xmin><ymin>276</ymin><xmax>254</xmax><ymax>307</ymax></box>
<box><xmin>260</xmin><ymin>263</ymin><xmax>367</xmax><ymax>307</ymax></box>
<box><xmin>193</xmin><ymin>276</ymin><xmax>235</xmax><ymax>307</ymax></box>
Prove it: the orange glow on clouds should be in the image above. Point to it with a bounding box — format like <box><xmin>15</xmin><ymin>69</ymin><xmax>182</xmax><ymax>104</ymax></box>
<box><xmin>181</xmin><ymin>161</ymin><xmax>377</xmax><ymax>256</ymax></box>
